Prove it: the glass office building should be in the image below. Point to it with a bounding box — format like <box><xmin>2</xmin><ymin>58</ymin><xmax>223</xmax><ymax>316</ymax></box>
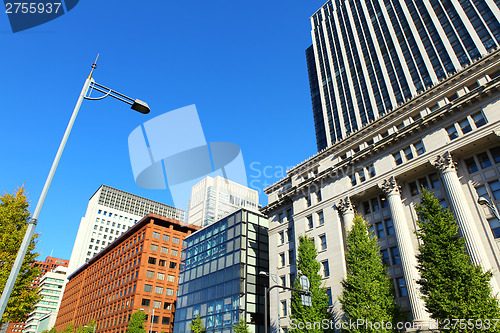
<box><xmin>308</xmin><ymin>0</ymin><xmax>500</xmax><ymax>150</ymax></box>
<box><xmin>173</xmin><ymin>209</ymin><xmax>269</xmax><ymax>333</ymax></box>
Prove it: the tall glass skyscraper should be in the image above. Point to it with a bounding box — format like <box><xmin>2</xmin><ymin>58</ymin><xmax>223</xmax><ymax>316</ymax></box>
<box><xmin>308</xmin><ymin>0</ymin><xmax>500</xmax><ymax>150</ymax></box>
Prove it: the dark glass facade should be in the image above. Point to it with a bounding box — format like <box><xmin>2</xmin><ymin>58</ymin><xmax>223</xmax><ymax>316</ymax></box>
<box><xmin>308</xmin><ymin>0</ymin><xmax>500</xmax><ymax>150</ymax></box>
<box><xmin>173</xmin><ymin>209</ymin><xmax>269</xmax><ymax>333</ymax></box>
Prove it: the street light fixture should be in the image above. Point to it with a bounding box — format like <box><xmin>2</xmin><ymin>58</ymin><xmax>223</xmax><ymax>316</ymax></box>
<box><xmin>140</xmin><ymin>308</ymin><xmax>155</xmax><ymax>333</ymax></box>
<box><xmin>84</xmin><ymin>325</ymin><xmax>96</xmax><ymax>333</ymax></box>
<box><xmin>478</xmin><ymin>196</ymin><xmax>500</xmax><ymax>220</ymax></box>
<box><xmin>0</xmin><ymin>56</ymin><xmax>150</xmax><ymax>319</ymax></box>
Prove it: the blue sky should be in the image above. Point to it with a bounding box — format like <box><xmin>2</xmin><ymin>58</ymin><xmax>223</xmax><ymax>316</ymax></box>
<box><xmin>0</xmin><ymin>0</ymin><xmax>326</xmax><ymax>261</ymax></box>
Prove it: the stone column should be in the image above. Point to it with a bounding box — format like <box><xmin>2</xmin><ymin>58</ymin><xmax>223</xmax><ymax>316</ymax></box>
<box><xmin>432</xmin><ymin>152</ymin><xmax>500</xmax><ymax>294</ymax></box>
<box><xmin>379</xmin><ymin>177</ymin><xmax>430</xmax><ymax>325</ymax></box>
<box><xmin>337</xmin><ymin>197</ymin><xmax>355</xmax><ymax>232</ymax></box>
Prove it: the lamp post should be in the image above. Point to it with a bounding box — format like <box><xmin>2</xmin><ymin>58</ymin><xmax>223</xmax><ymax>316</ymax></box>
<box><xmin>0</xmin><ymin>57</ymin><xmax>150</xmax><ymax>320</ymax></box>
<box><xmin>259</xmin><ymin>271</ymin><xmax>311</xmax><ymax>333</ymax></box>
<box><xmin>84</xmin><ymin>324</ymin><xmax>96</xmax><ymax>333</ymax></box>
<box><xmin>478</xmin><ymin>196</ymin><xmax>500</xmax><ymax>220</ymax></box>
<box><xmin>140</xmin><ymin>308</ymin><xmax>155</xmax><ymax>333</ymax></box>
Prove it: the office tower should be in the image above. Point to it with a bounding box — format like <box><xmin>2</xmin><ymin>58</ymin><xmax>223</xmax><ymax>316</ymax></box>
<box><xmin>67</xmin><ymin>185</ymin><xmax>185</xmax><ymax>275</ymax></box>
<box><xmin>173</xmin><ymin>209</ymin><xmax>269</xmax><ymax>333</ymax></box>
<box><xmin>5</xmin><ymin>257</ymin><xmax>69</xmax><ymax>333</ymax></box>
<box><xmin>307</xmin><ymin>0</ymin><xmax>500</xmax><ymax>150</ymax></box>
<box><xmin>55</xmin><ymin>214</ymin><xmax>199</xmax><ymax>333</ymax></box>
<box><xmin>264</xmin><ymin>49</ymin><xmax>500</xmax><ymax>331</ymax></box>
<box><xmin>24</xmin><ymin>266</ymin><xmax>68</xmax><ymax>333</ymax></box>
<box><xmin>187</xmin><ymin>176</ymin><xmax>259</xmax><ymax>227</ymax></box>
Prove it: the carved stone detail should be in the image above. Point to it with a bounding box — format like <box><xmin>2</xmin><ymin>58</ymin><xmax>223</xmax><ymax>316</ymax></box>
<box><xmin>337</xmin><ymin>197</ymin><xmax>354</xmax><ymax>215</ymax></box>
<box><xmin>378</xmin><ymin>176</ymin><xmax>400</xmax><ymax>196</ymax></box>
<box><xmin>432</xmin><ymin>151</ymin><xmax>457</xmax><ymax>173</ymax></box>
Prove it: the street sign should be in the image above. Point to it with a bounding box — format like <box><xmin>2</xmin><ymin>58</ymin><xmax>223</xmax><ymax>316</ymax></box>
<box><xmin>299</xmin><ymin>275</ymin><xmax>311</xmax><ymax>306</ymax></box>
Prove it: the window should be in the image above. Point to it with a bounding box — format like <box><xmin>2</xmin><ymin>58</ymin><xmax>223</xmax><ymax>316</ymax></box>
<box><xmin>280</xmin><ymin>300</ymin><xmax>287</xmax><ymax>317</ymax></box>
<box><xmin>160</xmin><ymin>247</ymin><xmax>168</xmax><ymax>254</ymax></box>
<box><xmin>430</xmin><ymin>173</ymin><xmax>440</xmax><ymax>188</ymax></box>
<box><xmin>381</xmin><ymin>249</ymin><xmax>390</xmax><ymax>266</ymax></box>
<box><xmin>152</xmin><ymin>232</ymin><xmax>160</xmax><ymax>239</ymax></box>
<box><xmin>350</xmin><ymin>174</ymin><xmax>357</xmax><ymax>186</ymax></box>
<box><xmin>367</xmin><ymin>164</ymin><xmax>376</xmax><ymax>178</ymax></box>
<box><xmin>472</xmin><ymin>112</ymin><xmax>486</xmax><ymax>128</ymax></box>
<box><xmin>326</xmin><ymin>288</ymin><xmax>333</xmax><ymax>307</ymax></box>
<box><xmin>280</xmin><ymin>276</ymin><xmax>286</xmax><ymax>287</ymax></box>
<box><xmin>371</xmin><ymin>198</ymin><xmax>380</xmax><ymax>212</ymax></box>
<box><xmin>307</xmin><ymin>216</ymin><xmax>313</xmax><ymax>230</ymax></box>
<box><xmin>152</xmin><ymin>315</ymin><xmax>159</xmax><ymax>324</ymax></box>
<box><xmin>316</xmin><ymin>191</ymin><xmax>322</xmax><ymax>202</ymax></box>
<box><xmin>319</xmin><ymin>235</ymin><xmax>327</xmax><ymax>251</ymax></box>
<box><xmin>141</xmin><ymin>298</ymin><xmax>150</xmax><ymax>306</ymax></box>
<box><xmin>397</xmin><ymin>278</ymin><xmax>408</xmax><ymax>297</ymax></box>
<box><xmin>159</xmin><ymin>259</ymin><xmax>166</xmax><ymax>267</ymax></box>
<box><xmin>167</xmin><ymin>275</ymin><xmax>175</xmax><ymax>282</ymax></box>
<box><xmin>491</xmin><ymin>147</ymin><xmax>500</xmax><ymax>164</ymax></box>
<box><xmin>390</xmin><ymin>247</ymin><xmax>401</xmax><ymax>265</ymax></box>
<box><xmin>165</xmin><ymin>288</ymin><xmax>174</xmax><ymax>296</ymax></box>
<box><xmin>155</xmin><ymin>286</ymin><xmax>163</xmax><ymax>294</ymax></box>
<box><xmin>393</xmin><ymin>152</ymin><xmax>403</xmax><ymax>165</ymax></box>
<box><xmin>169</xmin><ymin>262</ymin><xmax>177</xmax><ymax>269</ymax></box>
<box><xmin>279</xmin><ymin>231</ymin><xmax>285</xmax><ymax>245</ymax></box>
<box><xmin>414</xmin><ymin>141</ymin><xmax>425</xmax><ymax>156</ymax></box>
<box><xmin>286</xmin><ymin>208</ymin><xmax>292</xmax><ymax>221</ymax></box>
<box><xmin>459</xmin><ymin>119</ymin><xmax>472</xmax><ymax>134</ymax></box>
<box><xmin>163</xmin><ymin>234</ymin><xmax>170</xmax><ymax>242</ymax></box>
<box><xmin>491</xmin><ymin>181</ymin><xmax>500</xmax><ymax>200</ymax></box>
<box><xmin>289</xmin><ymin>250</ymin><xmax>295</xmax><ymax>265</ymax></box>
<box><xmin>150</xmin><ymin>244</ymin><xmax>158</xmax><ymax>252</ymax></box>
<box><xmin>446</xmin><ymin>125</ymin><xmax>459</xmax><ymax>140</ymax></box>
<box><xmin>385</xmin><ymin>219</ymin><xmax>394</xmax><ymax>235</ymax></box>
<box><xmin>153</xmin><ymin>301</ymin><xmax>161</xmax><ymax>309</ymax></box>
<box><xmin>164</xmin><ymin>302</ymin><xmax>172</xmax><ymax>310</ymax></box>
<box><xmin>172</xmin><ymin>237</ymin><xmax>180</xmax><ymax>244</ymax></box>
<box><xmin>477</xmin><ymin>152</ymin><xmax>492</xmax><ymax>169</ymax></box>
<box><xmin>287</xmin><ymin>228</ymin><xmax>293</xmax><ymax>242</ymax></box>
<box><xmin>171</xmin><ymin>249</ymin><xmax>178</xmax><ymax>257</ymax></box>
<box><xmin>162</xmin><ymin>317</ymin><xmax>170</xmax><ymax>325</ymax></box>
<box><xmin>157</xmin><ymin>273</ymin><xmax>165</xmax><ymax>281</ymax></box>
<box><xmin>306</xmin><ymin>195</ymin><xmax>312</xmax><ymax>207</ymax></box>
<box><xmin>279</xmin><ymin>253</ymin><xmax>285</xmax><ymax>267</ymax></box>
<box><xmin>404</xmin><ymin>147</ymin><xmax>413</xmax><ymax>161</ymax></box>
<box><xmin>146</xmin><ymin>270</ymin><xmax>154</xmax><ymax>278</ymax></box>
<box><xmin>489</xmin><ymin>218</ymin><xmax>500</xmax><ymax>238</ymax></box>
<box><xmin>148</xmin><ymin>257</ymin><xmax>157</xmax><ymax>265</ymax></box>
<box><xmin>465</xmin><ymin>157</ymin><xmax>479</xmax><ymax>173</ymax></box>
<box><xmin>318</xmin><ymin>211</ymin><xmax>324</xmax><ymax>226</ymax></box>
<box><xmin>144</xmin><ymin>284</ymin><xmax>153</xmax><ymax>292</ymax></box>
<box><xmin>321</xmin><ymin>261</ymin><xmax>330</xmax><ymax>277</ymax></box>
<box><xmin>376</xmin><ymin>222</ymin><xmax>385</xmax><ymax>238</ymax></box>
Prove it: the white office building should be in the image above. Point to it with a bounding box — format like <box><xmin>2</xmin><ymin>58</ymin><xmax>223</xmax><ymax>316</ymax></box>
<box><xmin>264</xmin><ymin>49</ymin><xmax>500</xmax><ymax>331</ymax></box>
<box><xmin>67</xmin><ymin>185</ymin><xmax>185</xmax><ymax>275</ymax></box>
<box><xmin>187</xmin><ymin>176</ymin><xmax>259</xmax><ymax>227</ymax></box>
<box><xmin>23</xmin><ymin>266</ymin><xmax>67</xmax><ymax>333</ymax></box>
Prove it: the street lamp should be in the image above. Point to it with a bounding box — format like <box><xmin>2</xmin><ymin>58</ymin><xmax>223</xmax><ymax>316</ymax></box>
<box><xmin>140</xmin><ymin>308</ymin><xmax>155</xmax><ymax>333</ymax></box>
<box><xmin>0</xmin><ymin>56</ymin><xmax>150</xmax><ymax>319</ymax></box>
<box><xmin>84</xmin><ymin>325</ymin><xmax>96</xmax><ymax>333</ymax></box>
<box><xmin>478</xmin><ymin>196</ymin><xmax>500</xmax><ymax>219</ymax></box>
<box><xmin>259</xmin><ymin>271</ymin><xmax>311</xmax><ymax>333</ymax></box>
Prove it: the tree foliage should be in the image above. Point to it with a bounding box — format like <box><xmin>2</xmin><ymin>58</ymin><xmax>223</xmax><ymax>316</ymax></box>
<box><xmin>339</xmin><ymin>215</ymin><xmax>400</xmax><ymax>332</ymax></box>
<box><xmin>126</xmin><ymin>310</ymin><xmax>146</xmax><ymax>333</ymax></box>
<box><xmin>233</xmin><ymin>318</ymin><xmax>250</xmax><ymax>333</ymax></box>
<box><xmin>291</xmin><ymin>235</ymin><xmax>331</xmax><ymax>332</ymax></box>
<box><xmin>190</xmin><ymin>315</ymin><xmax>204</xmax><ymax>333</ymax></box>
<box><xmin>415</xmin><ymin>188</ymin><xmax>500</xmax><ymax>332</ymax></box>
<box><xmin>0</xmin><ymin>187</ymin><xmax>41</xmax><ymax>323</ymax></box>
<box><xmin>64</xmin><ymin>323</ymin><xmax>74</xmax><ymax>333</ymax></box>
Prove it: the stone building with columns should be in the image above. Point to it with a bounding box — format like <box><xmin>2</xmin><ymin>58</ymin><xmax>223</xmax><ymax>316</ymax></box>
<box><xmin>262</xmin><ymin>49</ymin><xmax>500</xmax><ymax>331</ymax></box>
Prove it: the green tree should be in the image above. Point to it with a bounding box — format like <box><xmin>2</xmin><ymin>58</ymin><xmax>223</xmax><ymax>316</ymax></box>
<box><xmin>291</xmin><ymin>235</ymin><xmax>331</xmax><ymax>332</ymax></box>
<box><xmin>190</xmin><ymin>315</ymin><xmax>204</xmax><ymax>333</ymax></box>
<box><xmin>233</xmin><ymin>318</ymin><xmax>250</xmax><ymax>333</ymax></box>
<box><xmin>0</xmin><ymin>187</ymin><xmax>41</xmax><ymax>323</ymax></box>
<box><xmin>339</xmin><ymin>215</ymin><xmax>400</xmax><ymax>332</ymax></box>
<box><xmin>64</xmin><ymin>323</ymin><xmax>74</xmax><ymax>333</ymax></box>
<box><xmin>83</xmin><ymin>319</ymin><xmax>96</xmax><ymax>333</ymax></box>
<box><xmin>48</xmin><ymin>328</ymin><xmax>58</xmax><ymax>333</ymax></box>
<box><xmin>415</xmin><ymin>188</ymin><xmax>500</xmax><ymax>332</ymax></box>
<box><xmin>126</xmin><ymin>310</ymin><xmax>146</xmax><ymax>333</ymax></box>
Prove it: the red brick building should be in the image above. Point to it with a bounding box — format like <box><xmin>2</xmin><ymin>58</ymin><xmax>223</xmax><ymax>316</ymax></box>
<box><xmin>54</xmin><ymin>214</ymin><xmax>199</xmax><ymax>333</ymax></box>
<box><xmin>6</xmin><ymin>257</ymin><xmax>69</xmax><ymax>333</ymax></box>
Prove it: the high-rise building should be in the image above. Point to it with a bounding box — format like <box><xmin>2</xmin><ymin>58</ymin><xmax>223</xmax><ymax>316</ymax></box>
<box><xmin>24</xmin><ymin>266</ymin><xmax>68</xmax><ymax>333</ymax></box>
<box><xmin>307</xmin><ymin>0</ymin><xmax>500</xmax><ymax>150</ymax></box>
<box><xmin>55</xmin><ymin>214</ymin><xmax>199</xmax><ymax>333</ymax></box>
<box><xmin>5</xmin><ymin>257</ymin><xmax>69</xmax><ymax>333</ymax></box>
<box><xmin>187</xmin><ymin>176</ymin><xmax>259</xmax><ymax>227</ymax></box>
<box><xmin>264</xmin><ymin>47</ymin><xmax>500</xmax><ymax>330</ymax></box>
<box><xmin>67</xmin><ymin>185</ymin><xmax>185</xmax><ymax>275</ymax></box>
<box><xmin>174</xmin><ymin>209</ymin><xmax>269</xmax><ymax>333</ymax></box>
